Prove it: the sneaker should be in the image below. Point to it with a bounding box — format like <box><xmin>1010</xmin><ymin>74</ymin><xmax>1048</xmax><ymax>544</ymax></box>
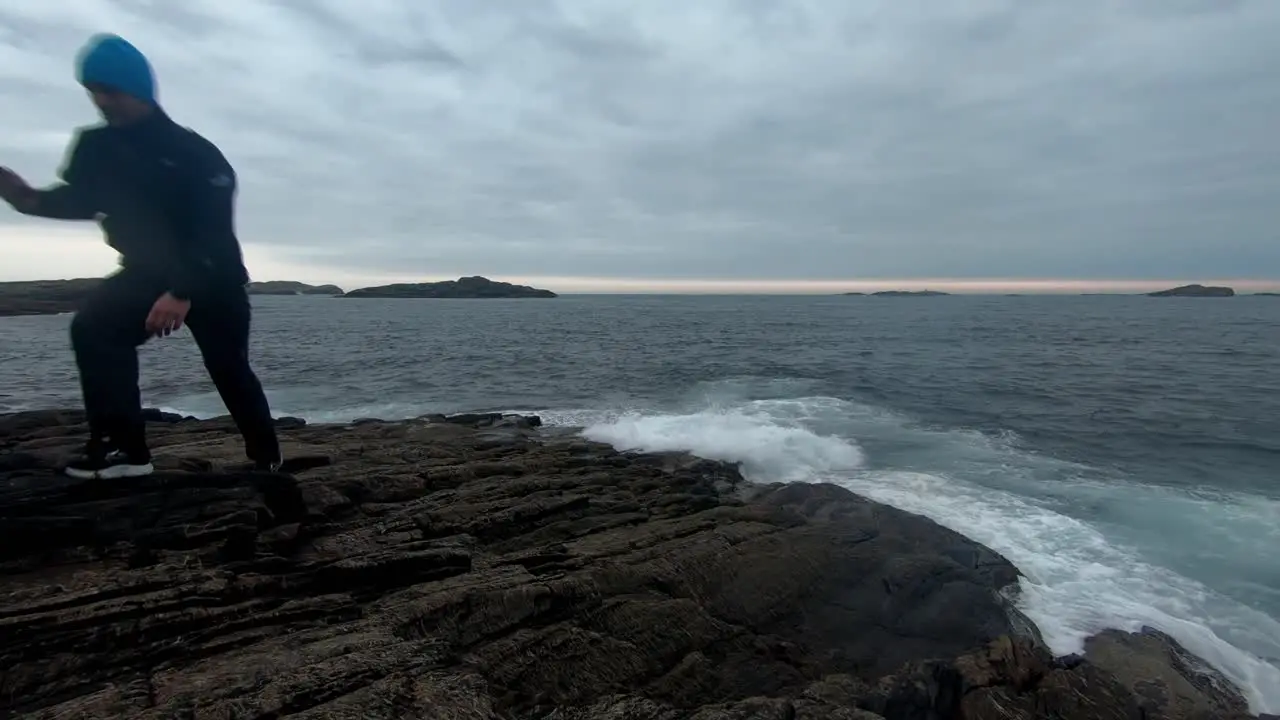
<box><xmin>64</xmin><ymin>448</ymin><xmax>154</xmax><ymax>480</ymax></box>
<box><xmin>254</xmin><ymin>456</ymin><xmax>283</xmax><ymax>473</ymax></box>
<box><xmin>224</xmin><ymin>455</ymin><xmax>283</xmax><ymax>474</ymax></box>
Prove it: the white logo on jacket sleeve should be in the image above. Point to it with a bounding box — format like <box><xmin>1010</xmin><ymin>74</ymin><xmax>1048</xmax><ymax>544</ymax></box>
<box><xmin>93</xmin><ymin>212</ymin><xmax>110</xmax><ymax>244</ymax></box>
<box><xmin>209</xmin><ymin>173</ymin><xmax>233</xmax><ymax>187</ymax></box>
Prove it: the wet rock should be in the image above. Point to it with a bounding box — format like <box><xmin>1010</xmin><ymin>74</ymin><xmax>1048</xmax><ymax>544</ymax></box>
<box><xmin>1086</xmin><ymin>626</ymin><xmax>1254</xmax><ymax>719</ymax></box>
<box><xmin>0</xmin><ymin>409</ymin><xmax>1268</xmax><ymax>719</ymax></box>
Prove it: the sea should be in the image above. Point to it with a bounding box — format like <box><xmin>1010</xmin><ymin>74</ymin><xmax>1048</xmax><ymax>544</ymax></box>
<box><xmin>1</xmin><ymin>293</ymin><xmax>1278</xmax><ymax>712</ymax></box>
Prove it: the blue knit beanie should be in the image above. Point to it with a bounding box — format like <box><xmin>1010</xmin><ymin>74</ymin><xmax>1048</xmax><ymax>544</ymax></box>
<box><xmin>75</xmin><ymin>33</ymin><xmax>156</xmax><ymax>104</ymax></box>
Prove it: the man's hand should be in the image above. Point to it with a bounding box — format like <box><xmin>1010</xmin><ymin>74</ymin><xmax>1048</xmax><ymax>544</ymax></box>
<box><xmin>146</xmin><ymin>293</ymin><xmax>191</xmax><ymax>336</ymax></box>
<box><xmin>0</xmin><ymin>167</ymin><xmax>35</xmax><ymax>210</ymax></box>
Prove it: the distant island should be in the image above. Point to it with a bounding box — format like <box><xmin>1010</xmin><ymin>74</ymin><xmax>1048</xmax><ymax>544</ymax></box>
<box><xmin>1146</xmin><ymin>284</ymin><xmax>1235</xmax><ymax>298</ymax></box>
<box><xmin>0</xmin><ymin>278</ymin><xmax>345</xmax><ymax>317</ymax></box>
<box><xmin>0</xmin><ymin>276</ymin><xmax>554</xmax><ymax>316</ymax></box>
<box><xmin>246</xmin><ymin>281</ymin><xmax>344</xmax><ymax>296</ymax></box>
<box><xmin>0</xmin><ymin>278</ymin><xmax>101</xmax><ymax>317</ymax></box>
<box><xmin>842</xmin><ymin>290</ymin><xmax>951</xmax><ymax>297</ymax></box>
<box><xmin>343</xmin><ymin>276</ymin><xmax>557</xmax><ymax>299</ymax></box>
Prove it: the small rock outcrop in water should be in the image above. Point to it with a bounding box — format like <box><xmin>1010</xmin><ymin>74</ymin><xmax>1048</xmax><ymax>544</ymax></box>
<box><xmin>0</xmin><ymin>278</ymin><xmax>101</xmax><ymax>316</ymax></box>
<box><xmin>246</xmin><ymin>280</ymin><xmax>344</xmax><ymax>295</ymax></box>
<box><xmin>0</xmin><ymin>410</ymin><xmax>1264</xmax><ymax>718</ymax></box>
<box><xmin>839</xmin><ymin>290</ymin><xmax>951</xmax><ymax>297</ymax></box>
<box><xmin>343</xmin><ymin>275</ymin><xmax>558</xmax><ymax>298</ymax></box>
<box><xmin>1147</xmin><ymin>284</ymin><xmax>1235</xmax><ymax>297</ymax></box>
<box><xmin>870</xmin><ymin>290</ymin><xmax>950</xmax><ymax>297</ymax></box>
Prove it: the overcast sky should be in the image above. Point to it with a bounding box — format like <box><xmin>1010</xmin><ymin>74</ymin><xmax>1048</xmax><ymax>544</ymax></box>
<box><xmin>0</xmin><ymin>0</ymin><xmax>1277</xmax><ymax>292</ymax></box>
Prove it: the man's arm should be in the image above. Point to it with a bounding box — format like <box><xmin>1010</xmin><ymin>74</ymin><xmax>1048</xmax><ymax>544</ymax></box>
<box><xmin>4</xmin><ymin>130</ymin><xmax>99</xmax><ymax>220</ymax></box>
<box><xmin>14</xmin><ymin>183</ymin><xmax>97</xmax><ymax>220</ymax></box>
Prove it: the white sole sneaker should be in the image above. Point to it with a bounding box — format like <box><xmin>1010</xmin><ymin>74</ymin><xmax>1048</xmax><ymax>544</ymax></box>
<box><xmin>64</xmin><ymin>461</ymin><xmax>155</xmax><ymax>480</ymax></box>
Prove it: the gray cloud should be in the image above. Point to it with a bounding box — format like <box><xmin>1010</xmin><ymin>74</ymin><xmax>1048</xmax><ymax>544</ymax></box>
<box><xmin>1</xmin><ymin>0</ymin><xmax>1278</xmax><ymax>283</ymax></box>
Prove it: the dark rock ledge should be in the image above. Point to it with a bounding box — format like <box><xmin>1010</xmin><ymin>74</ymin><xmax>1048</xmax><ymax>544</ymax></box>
<box><xmin>0</xmin><ymin>409</ymin><xmax>1266</xmax><ymax>719</ymax></box>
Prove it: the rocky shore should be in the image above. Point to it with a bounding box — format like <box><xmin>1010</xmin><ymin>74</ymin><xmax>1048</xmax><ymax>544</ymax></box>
<box><xmin>0</xmin><ymin>410</ymin><xmax>1267</xmax><ymax>719</ymax></box>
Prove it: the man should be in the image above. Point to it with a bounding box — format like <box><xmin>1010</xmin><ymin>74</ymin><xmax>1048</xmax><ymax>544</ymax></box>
<box><xmin>0</xmin><ymin>33</ymin><xmax>282</xmax><ymax>479</ymax></box>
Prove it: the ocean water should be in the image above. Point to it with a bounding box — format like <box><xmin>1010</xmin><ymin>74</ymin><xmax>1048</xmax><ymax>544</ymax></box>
<box><xmin>1</xmin><ymin>293</ymin><xmax>1278</xmax><ymax>712</ymax></box>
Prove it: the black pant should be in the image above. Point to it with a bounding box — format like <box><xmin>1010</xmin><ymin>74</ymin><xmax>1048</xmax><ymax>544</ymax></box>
<box><xmin>69</xmin><ymin>267</ymin><xmax>280</xmax><ymax>464</ymax></box>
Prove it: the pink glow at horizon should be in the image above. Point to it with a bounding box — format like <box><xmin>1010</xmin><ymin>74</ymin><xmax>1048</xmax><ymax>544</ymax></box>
<box><xmin>1</xmin><ymin>227</ymin><xmax>1277</xmax><ymax>295</ymax></box>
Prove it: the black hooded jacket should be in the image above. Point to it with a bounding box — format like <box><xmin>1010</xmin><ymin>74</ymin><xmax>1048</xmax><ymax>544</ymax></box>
<box><xmin>24</xmin><ymin>110</ymin><xmax>250</xmax><ymax>300</ymax></box>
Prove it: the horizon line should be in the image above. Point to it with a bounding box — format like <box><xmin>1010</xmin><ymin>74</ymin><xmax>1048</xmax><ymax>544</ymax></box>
<box><xmin>3</xmin><ymin>274</ymin><xmax>1280</xmax><ymax>295</ymax></box>
<box><xmin>278</xmin><ymin>276</ymin><xmax>1280</xmax><ymax>295</ymax></box>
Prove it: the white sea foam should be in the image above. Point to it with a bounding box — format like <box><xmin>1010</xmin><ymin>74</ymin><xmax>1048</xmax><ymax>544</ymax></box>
<box><xmin>548</xmin><ymin>393</ymin><xmax>1280</xmax><ymax>714</ymax></box>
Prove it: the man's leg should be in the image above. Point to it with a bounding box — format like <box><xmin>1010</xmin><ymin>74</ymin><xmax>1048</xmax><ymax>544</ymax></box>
<box><xmin>66</xmin><ymin>269</ymin><xmax>160</xmax><ymax>479</ymax></box>
<box><xmin>186</xmin><ymin>287</ymin><xmax>281</xmax><ymax>469</ymax></box>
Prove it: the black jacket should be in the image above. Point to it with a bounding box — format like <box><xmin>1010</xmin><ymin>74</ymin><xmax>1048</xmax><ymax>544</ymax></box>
<box><xmin>24</xmin><ymin>110</ymin><xmax>249</xmax><ymax>300</ymax></box>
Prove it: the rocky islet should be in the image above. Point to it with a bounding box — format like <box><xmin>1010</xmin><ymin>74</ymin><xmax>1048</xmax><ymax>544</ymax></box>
<box><xmin>0</xmin><ymin>409</ymin><xmax>1268</xmax><ymax>719</ymax></box>
<box><xmin>340</xmin><ymin>275</ymin><xmax>557</xmax><ymax>299</ymax></box>
<box><xmin>1146</xmin><ymin>284</ymin><xmax>1236</xmax><ymax>297</ymax></box>
<box><xmin>244</xmin><ymin>281</ymin><xmax>345</xmax><ymax>296</ymax></box>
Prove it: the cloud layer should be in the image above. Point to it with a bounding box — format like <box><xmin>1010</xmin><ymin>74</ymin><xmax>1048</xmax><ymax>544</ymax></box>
<box><xmin>1</xmin><ymin>0</ymin><xmax>1278</xmax><ymax>285</ymax></box>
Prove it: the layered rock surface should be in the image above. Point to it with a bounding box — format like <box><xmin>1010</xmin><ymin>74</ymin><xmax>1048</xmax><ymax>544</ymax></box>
<box><xmin>0</xmin><ymin>410</ymin><xmax>1263</xmax><ymax>719</ymax></box>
